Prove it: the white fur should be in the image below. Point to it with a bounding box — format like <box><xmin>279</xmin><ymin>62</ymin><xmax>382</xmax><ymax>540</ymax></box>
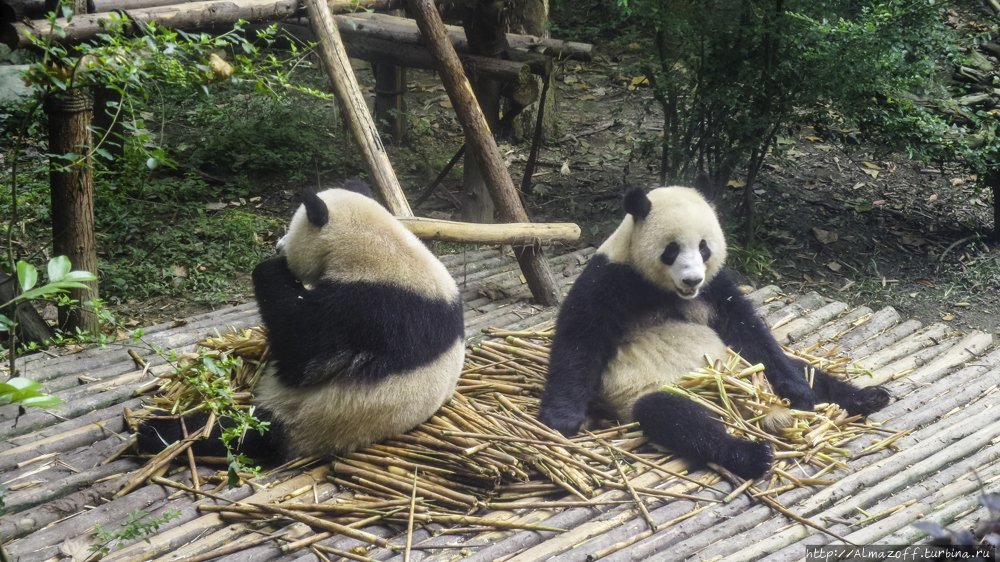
<box><xmin>255</xmin><ymin>340</ymin><xmax>465</xmax><ymax>456</ymax></box>
<box><xmin>281</xmin><ymin>189</ymin><xmax>458</xmax><ymax>301</ymax></box>
<box><xmin>600</xmin><ymin>187</ymin><xmax>727</xmax><ymax>297</ymax></box>
<box><xmin>600</xmin><ymin>321</ymin><xmax>727</xmax><ymax>418</ymax></box>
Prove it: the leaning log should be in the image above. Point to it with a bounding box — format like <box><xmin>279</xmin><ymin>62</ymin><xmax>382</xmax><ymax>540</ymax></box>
<box><xmin>398</xmin><ymin>217</ymin><xmax>580</xmax><ymax>245</ymax></box>
<box><xmin>407</xmin><ymin>0</ymin><xmax>561</xmax><ymax>305</ymax></box>
<box><xmin>303</xmin><ymin>0</ymin><xmax>411</xmax><ymax>215</ymax></box>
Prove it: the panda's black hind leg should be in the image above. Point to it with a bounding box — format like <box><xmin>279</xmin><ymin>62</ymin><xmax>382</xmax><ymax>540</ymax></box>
<box><xmin>633</xmin><ymin>391</ymin><xmax>773</xmax><ymax>480</ymax></box>
<box><xmin>136</xmin><ymin>408</ymin><xmax>284</xmax><ymax>462</ymax></box>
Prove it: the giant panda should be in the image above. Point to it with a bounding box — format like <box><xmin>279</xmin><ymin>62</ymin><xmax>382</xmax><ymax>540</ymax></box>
<box><xmin>538</xmin><ymin>186</ymin><xmax>890</xmax><ymax>479</ymax></box>
<box><xmin>138</xmin><ymin>184</ymin><xmax>465</xmax><ymax>459</ymax></box>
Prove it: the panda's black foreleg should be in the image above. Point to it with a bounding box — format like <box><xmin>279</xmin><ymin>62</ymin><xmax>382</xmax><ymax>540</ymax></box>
<box><xmin>633</xmin><ymin>391</ymin><xmax>773</xmax><ymax>480</ymax></box>
<box><xmin>802</xmin><ymin>361</ymin><xmax>891</xmax><ymax>416</ymax></box>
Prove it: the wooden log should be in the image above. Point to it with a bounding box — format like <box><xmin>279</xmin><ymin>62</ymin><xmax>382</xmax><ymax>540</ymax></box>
<box><xmin>343</xmin><ymin>12</ymin><xmax>592</xmax><ymax>61</ymax></box>
<box><xmin>2</xmin><ymin>0</ymin><xmax>367</xmax><ymax>49</ymax></box>
<box><xmin>341</xmin><ymin>33</ymin><xmax>532</xmax><ymax>83</ymax></box>
<box><xmin>303</xmin><ymin>0</ymin><xmax>411</xmax><ymax>216</ymax></box>
<box><xmin>407</xmin><ymin>0</ymin><xmax>561</xmax><ymax>305</ymax></box>
<box><xmin>397</xmin><ymin>217</ymin><xmax>580</xmax><ymax>245</ymax></box>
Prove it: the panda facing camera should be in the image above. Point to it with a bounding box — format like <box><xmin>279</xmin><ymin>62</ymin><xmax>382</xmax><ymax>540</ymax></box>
<box><xmin>538</xmin><ymin>185</ymin><xmax>890</xmax><ymax>480</ymax></box>
<box><xmin>138</xmin><ymin>185</ymin><xmax>465</xmax><ymax>460</ymax></box>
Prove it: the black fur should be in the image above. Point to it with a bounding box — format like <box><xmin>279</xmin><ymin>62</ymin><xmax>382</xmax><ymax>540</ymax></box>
<box><xmin>538</xmin><ymin>254</ymin><xmax>890</xmax><ymax>479</ymax></box>
<box><xmin>136</xmin><ymin>408</ymin><xmax>285</xmax><ymax>460</ymax></box>
<box><xmin>634</xmin><ymin>392</ymin><xmax>772</xmax><ymax>480</ymax></box>
<box><xmin>302</xmin><ymin>191</ymin><xmax>329</xmax><ymax>227</ymax></box>
<box><xmin>252</xmin><ymin>256</ymin><xmax>464</xmax><ymax>388</ymax></box>
<box><xmin>624</xmin><ymin>188</ymin><xmax>652</xmax><ymax>220</ymax></box>
<box><xmin>702</xmin><ymin>270</ymin><xmax>890</xmax><ymax>415</ymax></box>
<box><xmin>342</xmin><ymin>179</ymin><xmax>374</xmax><ymax>198</ymax></box>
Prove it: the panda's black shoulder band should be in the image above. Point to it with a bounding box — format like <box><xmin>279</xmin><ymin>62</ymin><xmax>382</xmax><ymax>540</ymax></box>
<box><xmin>624</xmin><ymin>189</ymin><xmax>651</xmax><ymax>220</ymax></box>
<box><xmin>301</xmin><ymin>191</ymin><xmax>329</xmax><ymax>227</ymax></box>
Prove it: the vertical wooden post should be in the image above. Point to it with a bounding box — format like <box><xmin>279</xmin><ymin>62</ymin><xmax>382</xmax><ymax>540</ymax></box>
<box><xmin>302</xmin><ymin>0</ymin><xmax>412</xmax><ymax>216</ymax></box>
<box><xmin>373</xmin><ymin>63</ymin><xmax>406</xmax><ymax>144</ymax></box>
<box><xmin>46</xmin><ymin>87</ymin><xmax>100</xmax><ymax>333</ymax></box>
<box><xmin>459</xmin><ymin>0</ymin><xmax>503</xmax><ymax>224</ymax></box>
<box><xmin>373</xmin><ymin>7</ymin><xmax>407</xmax><ymax>145</ymax></box>
<box><xmin>408</xmin><ymin>0</ymin><xmax>561</xmax><ymax>305</ymax></box>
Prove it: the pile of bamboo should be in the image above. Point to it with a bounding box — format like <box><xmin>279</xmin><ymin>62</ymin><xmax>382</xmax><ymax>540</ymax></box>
<box><xmin>126</xmin><ymin>326</ymin><xmax>904</xmax><ymax>548</ymax></box>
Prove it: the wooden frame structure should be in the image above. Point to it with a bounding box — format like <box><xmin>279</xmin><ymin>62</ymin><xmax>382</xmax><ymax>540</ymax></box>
<box><xmin>1</xmin><ymin>0</ymin><xmax>593</xmax><ymax>310</ymax></box>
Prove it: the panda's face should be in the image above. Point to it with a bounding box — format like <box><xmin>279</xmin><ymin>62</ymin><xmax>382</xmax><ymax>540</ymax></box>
<box><xmin>620</xmin><ymin>187</ymin><xmax>727</xmax><ymax>299</ymax></box>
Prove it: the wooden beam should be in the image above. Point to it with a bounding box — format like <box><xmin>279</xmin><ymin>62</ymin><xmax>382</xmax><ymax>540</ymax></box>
<box><xmin>343</xmin><ymin>12</ymin><xmax>592</xmax><ymax>61</ymax></box>
<box><xmin>406</xmin><ymin>0</ymin><xmax>561</xmax><ymax>305</ymax></box>
<box><xmin>302</xmin><ymin>0</ymin><xmax>411</xmax><ymax>216</ymax></box>
<box><xmin>398</xmin><ymin>217</ymin><xmax>580</xmax><ymax>245</ymax></box>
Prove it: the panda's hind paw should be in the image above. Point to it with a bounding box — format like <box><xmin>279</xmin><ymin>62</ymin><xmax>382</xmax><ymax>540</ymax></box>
<box><xmin>722</xmin><ymin>439</ymin><xmax>773</xmax><ymax>481</ymax></box>
<box><xmin>844</xmin><ymin>386</ymin><xmax>891</xmax><ymax>416</ymax></box>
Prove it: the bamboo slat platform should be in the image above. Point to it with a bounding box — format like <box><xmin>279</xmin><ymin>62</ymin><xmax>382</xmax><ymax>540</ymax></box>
<box><xmin>2</xmin><ymin>247</ymin><xmax>998</xmax><ymax>562</ymax></box>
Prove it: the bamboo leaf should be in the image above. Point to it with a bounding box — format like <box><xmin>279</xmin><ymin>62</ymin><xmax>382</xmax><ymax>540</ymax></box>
<box><xmin>47</xmin><ymin>255</ymin><xmax>72</xmax><ymax>283</ymax></box>
<box><xmin>16</xmin><ymin>261</ymin><xmax>38</xmax><ymax>292</ymax></box>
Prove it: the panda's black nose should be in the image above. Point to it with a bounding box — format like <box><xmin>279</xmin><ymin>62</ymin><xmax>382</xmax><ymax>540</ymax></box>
<box><xmin>681</xmin><ymin>276</ymin><xmax>703</xmax><ymax>288</ymax></box>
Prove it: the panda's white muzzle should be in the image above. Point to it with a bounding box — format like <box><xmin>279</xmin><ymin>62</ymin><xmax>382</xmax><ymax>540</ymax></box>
<box><xmin>670</xmin><ymin>249</ymin><xmax>706</xmax><ymax>299</ymax></box>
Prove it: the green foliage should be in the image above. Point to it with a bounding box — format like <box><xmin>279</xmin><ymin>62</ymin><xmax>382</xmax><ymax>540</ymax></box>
<box><xmin>1</xmin><ymin>255</ymin><xmax>94</xmax><ymax>409</ymax></box>
<box><xmin>180</xmin><ymin>351</ymin><xmax>270</xmax><ymax>484</ymax></box>
<box><xmin>0</xmin><ymin>377</ymin><xmax>61</xmax><ymax>408</ymax></box>
<box><xmin>90</xmin><ymin>508</ymin><xmax>181</xmax><ymax>555</ymax></box>
<box><xmin>94</xmin><ymin>174</ymin><xmax>284</xmax><ymax>304</ymax></box>
<box><xmin>551</xmin><ymin>0</ymin><xmax>633</xmax><ymax>42</ymax></box>
<box><xmin>617</xmin><ymin>0</ymin><xmax>965</xmax><ymax>237</ymax></box>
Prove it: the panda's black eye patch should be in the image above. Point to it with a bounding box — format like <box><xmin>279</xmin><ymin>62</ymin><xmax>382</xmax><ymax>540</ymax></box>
<box><xmin>661</xmin><ymin>242</ymin><xmax>680</xmax><ymax>265</ymax></box>
<box><xmin>699</xmin><ymin>239</ymin><xmax>711</xmax><ymax>261</ymax></box>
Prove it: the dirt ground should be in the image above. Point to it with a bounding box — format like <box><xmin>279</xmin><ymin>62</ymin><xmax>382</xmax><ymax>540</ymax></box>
<box><xmin>414</xmin><ymin>46</ymin><xmax>999</xmax><ymax>335</ymax></box>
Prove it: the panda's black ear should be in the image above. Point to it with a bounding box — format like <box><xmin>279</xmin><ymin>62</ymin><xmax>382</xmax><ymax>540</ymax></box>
<box><xmin>624</xmin><ymin>189</ymin><xmax>651</xmax><ymax>221</ymax></box>
<box><xmin>694</xmin><ymin>172</ymin><xmax>718</xmax><ymax>203</ymax></box>
<box><xmin>342</xmin><ymin>179</ymin><xmax>374</xmax><ymax>198</ymax></box>
<box><xmin>301</xmin><ymin>191</ymin><xmax>329</xmax><ymax>227</ymax></box>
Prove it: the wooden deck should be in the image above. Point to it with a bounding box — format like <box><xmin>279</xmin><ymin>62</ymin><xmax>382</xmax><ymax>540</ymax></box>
<box><xmin>1</xmin><ymin>247</ymin><xmax>997</xmax><ymax>561</ymax></box>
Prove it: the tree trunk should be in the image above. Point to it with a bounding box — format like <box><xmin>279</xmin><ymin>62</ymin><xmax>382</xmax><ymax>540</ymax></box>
<box><xmin>505</xmin><ymin>0</ymin><xmax>554</xmax><ymax>142</ymax></box>
<box><xmin>407</xmin><ymin>0</ymin><xmax>561</xmax><ymax>305</ymax></box>
<box><xmin>986</xmin><ymin>167</ymin><xmax>999</xmax><ymax>241</ymax></box>
<box><xmin>46</xmin><ymin>88</ymin><xmax>100</xmax><ymax>334</ymax></box>
<box><xmin>0</xmin><ymin>271</ymin><xmax>54</xmax><ymax>345</ymax></box>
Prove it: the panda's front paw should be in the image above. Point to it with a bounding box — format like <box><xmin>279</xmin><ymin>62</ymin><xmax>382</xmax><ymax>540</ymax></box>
<box><xmin>842</xmin><ymin>386</ymin><xmax>891</xmax><ymax>416</ymax></box>
<box><xmin>720</xmin><ymin>439</ymin><xmax>773</xmax><ymax>480</ymax></box>
<box><xmin>772</xmin><ymin>377</ymin><xmax>816</xmax><ymax>411</ymax></box>
<box><xmin>538</xmin><ymin>406</ymin><xmax>585</xmax><ymax>437</ymax></box>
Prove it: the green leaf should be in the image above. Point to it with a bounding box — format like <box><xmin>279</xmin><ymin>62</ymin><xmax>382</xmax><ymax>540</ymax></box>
<box><xmin>3</xmin><ymin>377</ymin><xmax>42</xmax><ymax>393</ymax></box>
<box><xmin>20</xmin><ymin>395</ymin><xmax>62</xmax><ymax>408</ymax></box>
<box><xmin>16</xmin><ymin>261</ymin><xmax>38</xmax><ymax>292</ymax></box>
<box><xmin>64</xmin><ymin>271</ymin><xmax>97</xmax><ymax>282</ymax></box>
<box><xmin>48</xmin><ymin>256</ymin><xmax>72</xmax><ymax>283</ymax></box>
<box><xmin>0</xmin><ymin>314</ymin><xmax>13</xmax><ymax>333</ymax></box>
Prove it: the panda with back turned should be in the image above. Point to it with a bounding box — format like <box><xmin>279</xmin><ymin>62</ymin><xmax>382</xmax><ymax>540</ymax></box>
<box><xmin>138</xmin><ymin>182</ymin><xmax>465</xmax><ymax>459</ymax></box>
<box><xmin>538</xmin><ymin>185</ymin><xmax>890</xmax><ymax>479</ymax></box>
